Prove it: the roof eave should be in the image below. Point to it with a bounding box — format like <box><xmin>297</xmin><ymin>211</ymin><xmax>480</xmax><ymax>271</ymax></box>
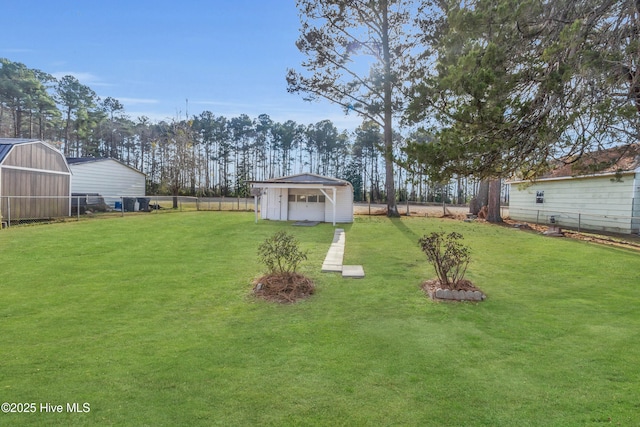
<box><xmin>508</xmin><ymin>169</ymin><xmax>637</xmax><ymax>185</ymax></box>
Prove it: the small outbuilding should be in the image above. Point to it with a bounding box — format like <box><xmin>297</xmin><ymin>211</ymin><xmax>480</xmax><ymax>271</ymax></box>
<box><xmin>508</xmin><ymin>144</ymin><xmax>640</xmax><ymax>234</ymax></box>
<box><xmin>67</xmin><ymin>157</ymin><xmax>146</xmax><ymax>209</ymax></box>
<box><xmin>0</xmin><ymin>138</ymin><xmax>71</xmax><ymax>223</ymax></box>
<box><xmin>250</xmin><ymin>173</ymin><xmax>354</xmax><ymax>226</ymax></box>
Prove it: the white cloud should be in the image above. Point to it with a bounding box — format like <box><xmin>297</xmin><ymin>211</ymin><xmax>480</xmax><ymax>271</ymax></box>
<box><xmin>116</xmin><ymin>97</ymin><xmax>159</xmax><ymax>105</ymax></box>
<box><xmin>51</xmin><ymin>71</ymin><xmax>111</xmax><ymax>87</ymax></box>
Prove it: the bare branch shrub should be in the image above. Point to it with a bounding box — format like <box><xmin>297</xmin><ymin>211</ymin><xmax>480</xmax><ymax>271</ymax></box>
<box><xmin>418</xmin><ymin>231</ymin><xmax>470</xmax><ymax>288</ymax></box>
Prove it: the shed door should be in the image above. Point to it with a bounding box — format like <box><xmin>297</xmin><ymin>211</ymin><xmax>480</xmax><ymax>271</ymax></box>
<box><xmin>267</xmin><ymin>188</ymin><xmax>287</xmax><ymax>220</ymax></box>
<box><xmin>288</xmin><ymin>191</ymin><xmax>325</xmax><ymax>222</ymax></box>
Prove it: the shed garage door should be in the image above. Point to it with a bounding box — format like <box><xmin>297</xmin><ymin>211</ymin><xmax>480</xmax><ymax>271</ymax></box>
<box><xmin>288</xmin><ymin>191</ymin><xmax>325</xmax><ymax>222</ymax></box>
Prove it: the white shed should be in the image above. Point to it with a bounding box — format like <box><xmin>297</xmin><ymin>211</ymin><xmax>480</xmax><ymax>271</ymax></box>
<box><xmin>250</xmin><ymin>173</ymin><xmax>354</xmax><ymax>226</ymax></box>
<box><xmin>67</xmin><ymin>158</ymin><xmax>146</xmax><ymax>208</ymax></box>
<box><xmin>508</xmin><ymin>145</ymin><xmax>640</xmax><ymax>234</ymax></box>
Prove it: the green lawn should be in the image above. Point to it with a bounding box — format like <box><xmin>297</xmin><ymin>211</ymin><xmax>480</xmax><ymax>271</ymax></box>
<box><xmin>1</xmin><ymin>213</ymin><xmax>639</xmax><ymax>426</ymax></box>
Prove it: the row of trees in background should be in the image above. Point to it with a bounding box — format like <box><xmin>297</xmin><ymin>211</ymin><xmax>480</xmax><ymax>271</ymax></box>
<box><xmin>0</xmin><ymin>57</ymin><xmax>478</xmax><ymax>203</ymax></box>
<box><xmin>5</xmin><ymin>0</ymin><xmax>637</xmax><ymax>220</ymax></box>
<box><xmin>288</xmin><ymin>0</ymin><xmax>640</xmax><ymax>221</ymax></box>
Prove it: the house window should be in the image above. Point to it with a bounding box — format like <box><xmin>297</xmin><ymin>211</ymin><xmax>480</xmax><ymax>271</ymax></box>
<box><xmin>296</xmin><ymin>195</ymin><xmax>307</xmax><ymax>202</ymax></box>
<box><xmin>319</xmin><ymin>195</ymin><xmax>326</xmax><ymax>203</ymax></box>
<box><xmin>536</xmin><ymin>191</ymin><xmax>544</xmax><ymax>204</ymax></box>
<box><xmin>288</xmin><ymin>194</ymin><xmax>295</xmax><ymax>202</ymax></box>
<box><xmin>308</xmin><ymin>195</ymin><xmax>318</xmax><ymax>203</ymax></box>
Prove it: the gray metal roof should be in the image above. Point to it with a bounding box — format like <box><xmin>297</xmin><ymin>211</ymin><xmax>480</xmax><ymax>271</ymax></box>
<box><xmin>67</xmin><ymin>156</ymin><xmax>146</xmax><ymax>176</ymax></box>
<box><xmin>66</xmin><ymin>157</ymin><xmax>108</xmax><ymax>165</ymax></box>
<box><xmin>252</xmin><ymin>173</ymin><xmax>349</xmax><ymax>186</ymax></box>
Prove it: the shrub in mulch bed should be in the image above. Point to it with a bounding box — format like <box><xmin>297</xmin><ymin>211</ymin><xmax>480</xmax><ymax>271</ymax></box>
<box><xmin>418</xmin><ymin>231</ymin><xmax>486</xmax><ymax>301</ymax></box>
<box><xmin>254</xmin><ymin>231</ymin><xmax>314</xmax><ymax>303</ymax></box>
<box><xmin>253</xmin><ymin>273</ymin><xmax>315</xmax><ymax>303</ymax></box>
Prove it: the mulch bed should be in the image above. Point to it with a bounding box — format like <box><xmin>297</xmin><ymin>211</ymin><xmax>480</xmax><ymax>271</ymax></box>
<box><xmin>253</xmin><ymin>273</ymin><xmax>315</xmax><ymax>303</ymax></box>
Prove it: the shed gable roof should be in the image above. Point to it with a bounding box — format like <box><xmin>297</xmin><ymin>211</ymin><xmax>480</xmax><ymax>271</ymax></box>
<box><xmin>0</xmin><ymin>138</ymin><xmax>40</xmax><ymax>162</ymax></box>
<box><xmin>253</xmin><ymin>173</ymin><xmax>349</xmax><ymax>186</ymax></box>
<box><xmin>67</xmin><ymin>157</ymin><xmax>145</xmax><ymax>176</ymax></box>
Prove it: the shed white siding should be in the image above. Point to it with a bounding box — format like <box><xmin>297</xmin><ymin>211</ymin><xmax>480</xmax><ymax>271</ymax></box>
<box><xmin>288</xmin><ymin>188</ymin><xmax>326</xmax><ymax>222</ymax></box>
<box><xmin>252</xmin><ymin>174</ymin><xmax>354</xmax><ymax>224</ymax></box>
<box><xmin>261</xmin><ymin>187</ymin><xmax>288</xmax><ymax>221</ymax></box>
<box><xmin>69</xmin><ymin>159</ymin><xmax>145</xmax><ymax>207</ymax></box>
<box><xmin>509</xmin><ymin>173</ymin><xmax>637</xmax><ymax>234</ymax></box>
<box><xmin>324</xmin><ymin>185</ymin><xmax>353</xmax><ymax>223</ymax></box>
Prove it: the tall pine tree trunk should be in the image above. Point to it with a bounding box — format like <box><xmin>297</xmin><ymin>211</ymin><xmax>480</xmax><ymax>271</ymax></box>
<box><xmin>469</xmin><ymin>180</ymin><xmax>489</xmax><ymax>215</ymax></box>
<box><xmin>382</xmin><ymin>0</ymin><xmax>399</xmax><ymax>217</ymax></box>
<box><xmin>487</xmin><ymin>178</ymin><xmax>502</xmax><ymax>223</ymax></box>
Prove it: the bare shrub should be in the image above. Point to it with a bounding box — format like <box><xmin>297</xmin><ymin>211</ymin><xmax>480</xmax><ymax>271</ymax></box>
<box><xmin>418</xmin><ymin>231</ymin><xmax>470</xmax><ymax>289</ymax></box>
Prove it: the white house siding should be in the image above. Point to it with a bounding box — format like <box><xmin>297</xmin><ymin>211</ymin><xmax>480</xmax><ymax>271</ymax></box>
<box><xmin>509</xmin><ymin>173</ymin><xmax>636</xmax><ymax>234</ymax></box>
<box><xmin>69</xmin><ymin>159</ymin><xmax>145</xmax><ymax>208</ymax></box>
<box><xmin>633</xmin><ymin>173</ymin><xmax>640</xmax><ymax>233</ymax></box>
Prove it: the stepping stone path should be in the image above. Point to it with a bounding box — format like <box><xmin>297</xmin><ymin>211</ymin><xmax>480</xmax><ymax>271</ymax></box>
<box><xmin>321</xmin><ymin>229</ymin><xmax>365</xmax><ymax>278</ymax></box>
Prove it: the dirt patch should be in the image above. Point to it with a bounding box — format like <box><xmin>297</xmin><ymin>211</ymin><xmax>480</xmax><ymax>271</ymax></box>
<box><xmin>253</xmin><ymin>273</ymin><xmax>315</xmax><ymax>303</ymax></box>
<box><xmin>500</xmin><ymin>218</ymin><xmax>640</xmax><ymax>252</ymax></box>
<box><xmin>353</xmin><ymin>203</ymin><xmax>470</xmax><ymax>218</ymax></box>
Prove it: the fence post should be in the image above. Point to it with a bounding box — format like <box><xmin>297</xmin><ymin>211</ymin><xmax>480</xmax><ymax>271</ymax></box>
<box><xmin>7</xmin><ymin>197</ymin><xmax>10</xmax><ymax>227</ymax></box>
<box><xmin>77</xmin><ymin>196</ymin><xmax>80</xmax><ymax>221</ymax></box>
<box><xmin>536</xmin><ymin>210</ymin><xmax>540</xmax><ymax>225</ymax></box>
<box><xmin>121</xmin><ymin>196</ymin><xmax>124</xmax><ymax>217</ymax></box>
<box><xmin>578</xmin><ymin>213</ymin><xmax>581</xmax><ymax>233</ymax></box>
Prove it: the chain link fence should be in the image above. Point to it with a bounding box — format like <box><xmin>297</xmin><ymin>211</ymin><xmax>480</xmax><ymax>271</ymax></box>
<box><xmin>508</xmin><ymin>207</ymin><xmax>640</xmax><ymax>235</ymax></box>
<box><xmin>3</xmin><ymin>195</ymin><xmax>638</xmax><ymax>236</ymax></box>
<box><xmin>0</xmin><ymin>195</ymin><xmax>257</xmax><ymax>227</ymax></box>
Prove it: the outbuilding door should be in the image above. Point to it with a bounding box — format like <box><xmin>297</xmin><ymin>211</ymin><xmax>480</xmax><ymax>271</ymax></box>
<box><xmin>288</xmin><ymin>191</ymin><xmax>325</xmax><ymax>222</ymax></box>
<box><xmin>266</xmin><ymin>188</ymin><xmax>287</xmax><ymax>220</ymax></box>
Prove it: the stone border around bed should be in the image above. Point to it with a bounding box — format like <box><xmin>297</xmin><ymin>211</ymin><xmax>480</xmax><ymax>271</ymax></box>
<box><xmin>426</xmin><ymin>287</ymin><xmax>487</xmax><ymax>302</ymax></box>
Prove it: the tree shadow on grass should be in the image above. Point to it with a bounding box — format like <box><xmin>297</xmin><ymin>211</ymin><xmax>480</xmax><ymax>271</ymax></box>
<box><xmin>390</xmin><ymin>217</ymin><xmax>421</xmax><ymax>243</ymax></box>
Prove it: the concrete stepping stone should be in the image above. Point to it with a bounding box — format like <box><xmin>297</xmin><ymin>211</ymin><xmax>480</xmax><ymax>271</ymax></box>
<box><xmin>342</xmin><ymin>265</ymin><xmax>365</xmax><ymax>278</ymax></box>
<box><xmin>322</xmin><ymin>229</ymin><xmax>345</xmax><ymax>272</ymax></box>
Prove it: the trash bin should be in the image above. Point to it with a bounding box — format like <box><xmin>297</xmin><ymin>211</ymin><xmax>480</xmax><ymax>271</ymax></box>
<box><xmin>123</xmin><ymin>197</ymin><xmax>136</xmax><ymax>212</ymax></box>
<box><xmin>137</xmin><ymin>197</ymin><xmax>151</xmax><ymax>212</ymax></box>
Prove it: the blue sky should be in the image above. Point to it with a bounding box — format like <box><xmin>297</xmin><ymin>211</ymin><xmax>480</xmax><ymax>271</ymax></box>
<box><xmin>1</xmin><ymin>0</ymin><xmax>362</xmax><ymax>131</ymax></box>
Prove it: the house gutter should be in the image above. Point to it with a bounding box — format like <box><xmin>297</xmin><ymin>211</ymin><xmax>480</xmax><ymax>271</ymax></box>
<box><xmin>508</xmin><ymin>170</ymin><xmax>636</xmax><ymax>185</ymax></box>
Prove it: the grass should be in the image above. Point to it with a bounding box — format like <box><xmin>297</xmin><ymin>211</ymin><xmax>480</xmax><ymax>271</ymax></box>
<box><xmin>1</xmin><ymin>212</ymin><xmax>639</xmax><ymax>426</ymax></box>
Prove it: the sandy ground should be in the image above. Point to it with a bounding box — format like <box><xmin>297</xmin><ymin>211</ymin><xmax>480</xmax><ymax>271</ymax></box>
<box><xmin>353</xmin><ymin>202</ymin><xmax>484</xmax><ymax>218</ymax></box>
